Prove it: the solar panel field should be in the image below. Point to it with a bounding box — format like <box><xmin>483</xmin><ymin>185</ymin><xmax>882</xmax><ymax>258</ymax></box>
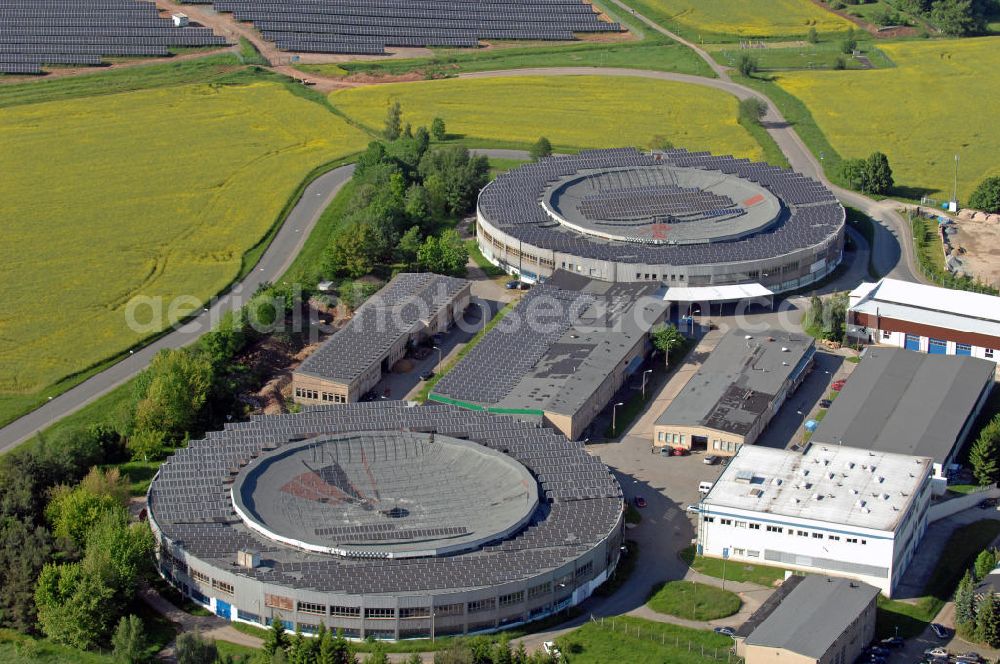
<box><xmin>625</xmin><ymin>0</ymin><xmax>853</xmax><ymax>40</ymax></box>
<box><xmin>774</xmin><ymin>37</ymin><xmax>1000</xmax><ymax>201</ymax></box>
<box><xmin>0</xmin><ymin>80</ymin><xmax>369</xmax><ymax>425</ymax></box>
<box><xmin>331</xmin><ymin>75</ymin><xmax>765</xmax><ymax>159</ymax></box>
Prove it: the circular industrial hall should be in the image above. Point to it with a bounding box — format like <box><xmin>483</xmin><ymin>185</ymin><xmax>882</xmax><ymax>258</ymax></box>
<box><xmin>476</xmin><ymin>147</ymin><xmax>845</xmax><ymax>292</ymax></box>
<box><xmin>147</xmin><ymin>402</ymin><xmax>624</xmax><ymax>640</ymax></box>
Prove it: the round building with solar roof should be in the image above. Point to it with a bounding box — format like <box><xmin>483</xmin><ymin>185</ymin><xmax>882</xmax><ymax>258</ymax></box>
<box><xmin>476</xmin><ymin>148</ymin><xmax>845</xmax><ymax>292</ymax></box>
<box><xmin>147</xmin><ymin>402</ymin><xmax>623</xmax><ymax>639</ymax></box>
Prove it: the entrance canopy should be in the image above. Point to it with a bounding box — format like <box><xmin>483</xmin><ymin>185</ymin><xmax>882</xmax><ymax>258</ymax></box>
<box><xmin>663</xmin><ymin>283</ymin><xmax>774</xmax><ymax>305</ymax></box>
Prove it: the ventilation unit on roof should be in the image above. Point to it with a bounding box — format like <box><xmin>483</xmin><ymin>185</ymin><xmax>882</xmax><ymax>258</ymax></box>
<box><xmin>845</xmin><ymin>461</ymin><xmax>855</xmax><ymax>470</ymax></box>
<box><xmin>882</xmin><ymin>493</ymin><xmax>890</xmax><ymax>501</ymax></box>
<box><xmin>856</xmin><ymin>499</ymin><xmax>866</xmax><ymax>508</ymax></box>
<box><xmin>878</xmin><ymin>476</ymin><xmax>885</xmax><ymax>483</ymax></box>
<box><xmin>813</xmin><ymin>494</ymin><xmax>822</xmax><ymax>501</ymax></box>
<box><xmin>781</xmin><ymin>347</ymin><xmax>790</xmax><ymax>352</ymax></box>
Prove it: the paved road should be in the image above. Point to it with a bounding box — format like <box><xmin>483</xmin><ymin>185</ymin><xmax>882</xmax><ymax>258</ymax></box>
<box><xmin>460</xmin><ymin>66</ymin><xmax>919</xmax><ymax>285</ymax></box>
<box><xmin>0</xmin><ymin>150</ymin><xmax>527</xmax><ymax>452</ymax></box>
<box><xmin>0</xmin><ymin>164</ymin><xmax>355</xmax><ymax>452</ymax></box>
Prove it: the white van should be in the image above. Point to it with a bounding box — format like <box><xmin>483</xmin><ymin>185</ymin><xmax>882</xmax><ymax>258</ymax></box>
<box><xmin>698</xmin><ymin>481</ymin><xmax>714</xmax><ymax>495</ymax></box>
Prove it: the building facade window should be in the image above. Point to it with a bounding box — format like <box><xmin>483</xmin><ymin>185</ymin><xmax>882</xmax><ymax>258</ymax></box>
<box><xmin>467</xmin><ymin>598</ymin><xmax>496</xmax><ymax>614</ymax></box>
<box><xmin>297</xmin><ymin>601</ymin><xmax>326</xmax><ymax>616</ymax></box>
<box><xmin>986</xmin><ymin>348</ymin><xmax>995</xmax><ymax>359</ymax></box>
<box><xmin>330</xmin><ymin>605</ymin><xmax>361</xmax><ymax>618</ymax></box>
<box><xmin>265</xmin><ymin>594</ymin><xmax>294</xmax><ymax>611</ymax></box>
<box><xmin>364</xmin><ymin>608</ymin><xmax>396</xmax><ymax>619</ymax></box>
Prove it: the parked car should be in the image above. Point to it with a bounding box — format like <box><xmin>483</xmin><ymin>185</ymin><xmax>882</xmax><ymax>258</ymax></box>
<box><xmin>955</xmin><ymin>652</ymin><xmax>982</xmax><ymax>663</ymax></box>
<box><xmin>866</xmin><ymin>646</ymin><xmax>889</xmax><ymax>657</ymax></box>
<box><xmin>633</xmin><ymin>496</ymin><xmax>647</xmax><ymax>508</ymax></box>
<box><xmin>878</xmin><ymin>635</ymin><xmax>904</xmax><ymax>648</ymax></box>
<box><xmin>831</xmin><ymin>379</ymin><xmax>847</xmax><ymax>391</ymax></box>
<box><xmin>713</xmin><ymin>626</ymin><xmax>734</xmax><ymax>636</ymax></box>
<box><xmin>930</xmin><ymin>623</ymin><xmax>950</xmax><ymax>639</ymax></box>
<box><xmin>923</xmin><ymin>646</ymin><xmax>948</xmax><ymax>657</ymax></box>
<box><xmin>698</xmin><ymin>481</ymin><xmax>714</xmax><ymax>495</ymax></box>
<box><xmin>703</xmin><ymin>455</ymin><xmax>720</xmax><ymax>465</ymax></box>
<box><xmin>419</xmin><ymin>371</ymin><xmax>435</xmax><ymax>381</ymax></box>
<box><xmin>819</xmin><ymin>399</ymin><xmax>833</xmax><ymax>408</ymax></box>
<box><xmin>505</xmin><ymin>280</ymin><xmax>520</xmax><ymax>290</ymax></box>
<box><xmin>660</xmin><ymin>446</ymin><xmax>688</xmax><ymax>456</ymax></box>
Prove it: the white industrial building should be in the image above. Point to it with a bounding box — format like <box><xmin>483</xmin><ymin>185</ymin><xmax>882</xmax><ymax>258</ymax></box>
<box><xmin>847</xmin><ymin>278</ymin><xmax>1000</xmax><ymax>365</ymax></box>
<box><xmin>695</xmin><ymin>444</ymin><xmax>934</xmax><ymax>597</ymax></box>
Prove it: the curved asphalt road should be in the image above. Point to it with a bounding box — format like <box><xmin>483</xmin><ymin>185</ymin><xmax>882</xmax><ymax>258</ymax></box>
<box><xmin>0</xmin><ymin>150</ymin><xmax>529</xmax><ymax>452</ymax></box>
<box><xmin>1</xmin><ymin>25</ymin><xmax>923</xmax><ymax>450</ymax></box>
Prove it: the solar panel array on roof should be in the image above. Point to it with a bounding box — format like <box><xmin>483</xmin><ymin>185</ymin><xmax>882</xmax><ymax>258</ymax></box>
<box><xmin>478</xmin><ymin>148</ymin><xmax>842</xmax><ymax>265</ymax></box>
<box><xmin>0</xmin><ymin>0</ymin><xmax>227</xmax><ymax>74</ymax></box>
<box><xmin>296</xmin><ymin>273</ymin><xmax>469</xmax><ymax>383</ymax></box>
<box><xmin>187</xmin><ymin>0</ymin><xmax>620</xmax><ymax>55</ymax></box>
<box><xmin>148</xmin><ymin>402</ymin><xmax>622</xmax><ymax>594</ymax></box>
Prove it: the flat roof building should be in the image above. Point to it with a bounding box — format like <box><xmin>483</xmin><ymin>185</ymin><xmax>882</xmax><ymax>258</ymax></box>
<box><xmin>696</xmin><ymin>443</ymin><xmax>934</xmax><ymax>596</ymax></box>
<box><xmin>848</xmin><ymin>278</ymin><xmax>1000</xmax><ymax>365</ymax></box>
<box><xmin>292</xmin><ymin>273</ymin><xmax>471</xmax><ymax>405</ymax></box>
<box><xmin>811</xmin><ymin>347</ymin><xmax>995</xmax><ymax>482</ymax></box>
<box><xmin>653</xmin><ymin>328</ymin><xmax>815</xmax><ymax>454</ymax></box>
<box><xmin>430</xmin><ymin>271</ymin><xmax>668</xmax><ymax>440</ymax></box>
<box><xmin>737</xmin><ymin>575</ymin><xmax>878</xmax><ymax>664</ymax></box>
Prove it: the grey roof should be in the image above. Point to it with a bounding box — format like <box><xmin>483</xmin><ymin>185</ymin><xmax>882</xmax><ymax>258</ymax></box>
<box><xmin>478</xmin><ymin>148</ymin><xmax>843</xmax><ymax>266</ymax></box>
<box><xmin>431</xmin><ymin>272</ymin><xmax>668</xmax><ymax>418</ymax></box>
<box><xmin>744</xmin><ymin>575</ymin><xmax>879</xmax><ymax>658</ymax></box>
<box><xmin>811</xmin><ymin>348</ymin><xmax>995</xmax><ymax>465</ymax></box>
<box><xmin>232</xmin><ymin>431</ymin><xmax>539</xmax><ymax>558</ymax></box>
<box><xmin>656</xmin><ymin>328</ymin><xmax>815</xmax><ymax>436</ymax></box>
<box><xmin>147</xmin><ymin>402</ymin><xmax>622</xmax><ymax>595</ymax></box>
<box><xmin>296</xmin><ymin>273</ymin><xmax>469</xmax><ymax>384</ymax></box>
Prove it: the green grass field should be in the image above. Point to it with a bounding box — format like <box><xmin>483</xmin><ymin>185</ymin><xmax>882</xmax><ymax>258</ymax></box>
<box><xmin>775</xmin><ymin>38</ymin><xmax>1000</xmax><ymax>201</ymax></box>
<box><xmin>646</xmin><ymin>581</ymin><xmax>741</xmax><ymax>621</ymax></box>
<box><xmin>877</xmin><ymin>519</ymin><xmax>1000</xmax><ymax>638</ymax></box>
<box><xmin>332</xmin><ymin>76</ymin><xmax>765</xmax><ymax>158</ymax></box>
<box><xmin>301</xmin><ymin>36</ymin><xmax>713</xmax><ymax>79</ymax></box>
<box><xmin>555</xmin><ymin>616</ymin><xmax>732</xmax><ymax>664</ymax></box>
<box><xmin>625</xmin><ymin>0</ymin><xmax>853</xmax><ymax>41</ymax></box>
<box><xmin>680</xmin><ymin>545</ymin><xmax>787</xmax><ymax>587</ymax></box>
<box><xmin>0</xmin><ymin>79</ymin><xmax>369</xmax><ymax>427</ymax></box>
<box><xmin>708</xmin><ymin>40</ymin><xmax>894</xmax><ymax>71</ymax></box>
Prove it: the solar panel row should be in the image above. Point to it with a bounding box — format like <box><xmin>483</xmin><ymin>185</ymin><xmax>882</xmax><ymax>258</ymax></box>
<box><xmin>194</xmin><ymin>0</ymin><xmax>621</xmax><ymax>55</ymax></box>
<box><xmin>0</xmin><ymin>0</ymin><xmax>227</xmax><ymax>75</ymax></box>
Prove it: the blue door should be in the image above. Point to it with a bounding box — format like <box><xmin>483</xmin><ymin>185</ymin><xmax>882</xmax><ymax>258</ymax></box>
<box><xmin>928</xmin><ymin>338</ymin><xmax>948</xmax><ymax>355</ymax></box>
<box><xmin>216</xmin><ymin>599</ymin><xmax>231</xmax><ymax>620</ymax></box>
<box><xmin>956</xmin><ymin>343</ymin><xmax>972</xmax><ymax>356</ymax></box>
<box><xmin>904</xmin><ymin>334</ymin><xmax>921</xmax><ymax>351</ymax></box>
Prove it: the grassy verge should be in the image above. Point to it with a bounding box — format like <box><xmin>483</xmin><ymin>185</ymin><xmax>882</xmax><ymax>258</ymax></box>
<box><xmin>415</xmin><ymin>302</ymin><xmax>515</xmax><ymax>402</ymax></box>
<box><xmin>876</xmin><ymin>519</ymin><xmax>1000</xmax><ymax>638</ymax></box>
<box><xmin>646</xmin><ymin>581</ymin><xmax>741</xmax><ymax>621</ymax></box>
<box><xmin>0</xmin><ymin>630</ymin><xmax>114</xmax><ymax>663</ymax></box>
<box><xmin>625</xmin><ymin>504</ymin><xmax>642</xmax><ymax>525</ymax></box>
<box><xmin>466</xmin><ymin>240</ymin><xmax>507</xmax><ymax>278</ymax></box>
<box><xmin>735</xmin><ymin>73</ymin><xmax>846</xmax><ymax>187</ymax></box>
<box><xmin>304</xmin><ymin>36</ymin><xmax>713</xmax><ymax>79</ymax></box>
<box><xmin>708</xmin><ymin>40</ymin><xmax>893</xmax><ymax>72</ymax></box>
<box><xmin>555</xmin><ymin>616</ymin><xmax>732</xmax><ymax>664</ymax></box>
<box><xmin>605</xmin><ymin>339</ymin><xmax>693</xmax><ymax>439</ymax></box>
<box><xmin>680</xmin><ymin>545</ymin><xmax>786</xmax><ymax>587</ymax></box>
<box><xmin>0</xmin><ymin>54</ymin><xmax>247</xmax><ymax>109</ymax></box>
<box><xmin>595</xmin><ymin>539</ymin><xmax>639</xmax><ymax>598</ymax></box>
<box><xmin>737</xmin><ymin>112</ymin><xmax>789</xmax><ymax>168</ymax></box>
<box><xmin>846</xmin><ymin>206</ymin><xmax>881</xmax><ymax>279</ymax></box>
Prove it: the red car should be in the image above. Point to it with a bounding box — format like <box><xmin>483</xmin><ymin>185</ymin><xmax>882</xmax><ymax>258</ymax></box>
<box><xmin>633</xmin><ymin>496</ymin><xmax>647</xmax><ymax>508</ymax></box>
<box><xmin>831</xmin><ymin>379</ymin><xmax>847</xmax><ymax>392</ymax></box>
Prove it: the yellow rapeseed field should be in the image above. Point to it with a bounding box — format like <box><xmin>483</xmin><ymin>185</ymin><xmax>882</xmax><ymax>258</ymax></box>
<box><xmin>0</xmin><ymin>81</ymin><xmax>368</xmax><ymax>398</ymax></box>
<box><xmin>635</xmin><ymin>0</ymin><xmax>852</xmax><ymax>38</ymax></box>
<box><xmin>332</xmin><ymin>76</ymin><xmax>763</xmax><ymax>160</ymax></box>
<box><xmin>776</xmin><ymin>38</ymin><xmax>1000</xmax><ymax>201</ymax></box>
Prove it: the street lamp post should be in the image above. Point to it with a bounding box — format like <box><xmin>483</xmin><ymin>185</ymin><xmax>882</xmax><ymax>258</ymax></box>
<box><xmin>641</xmin><ymin>369</ymin><xmax>653</xmax><ymax>400</ymax></box>
<box><xmin>612</xmin><ymin>402</ymin><xmax>624</xmax><ymax>436</ymax></box>
<box><xmin>433</xmin><ymin>345</ymin><xmax>442</xmax><ymax>374</ymax></box>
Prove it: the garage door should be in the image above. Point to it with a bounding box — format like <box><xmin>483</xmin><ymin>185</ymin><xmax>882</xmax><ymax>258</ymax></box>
<box><xmin>216</xmin><ymin>599</ymin><xmax>231</xmax><ymax>620</ymax></box>
<box><xmin>928</xmin><ymin>338</ymin><xmax>948</xmax><ymax>355</ymax></box>
<box><xmin>904</xmin><ymin>334</ymin><xmax>921</xmax><ymax>351</ymax></box>
<box><xmin>956</xmin><ymin>343</ymin><xmax>972</xmax><ymax>356</ymax></box>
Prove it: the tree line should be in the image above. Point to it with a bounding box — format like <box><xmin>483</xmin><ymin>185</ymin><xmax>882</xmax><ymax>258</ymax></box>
<box><xmin>321</xmin><ymin>104</ymin><xmax>490</xmax><ymax>283</ymax></box>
